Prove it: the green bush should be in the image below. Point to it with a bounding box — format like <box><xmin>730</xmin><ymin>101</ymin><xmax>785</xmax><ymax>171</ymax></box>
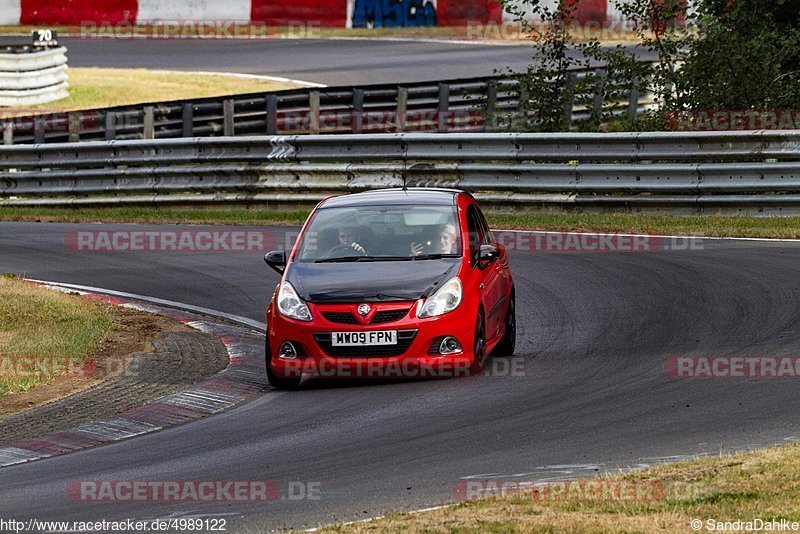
<box><xmin>491</xmin><ymin>0</ymin><xmax>800</xmax><ymax>132</ymax></box>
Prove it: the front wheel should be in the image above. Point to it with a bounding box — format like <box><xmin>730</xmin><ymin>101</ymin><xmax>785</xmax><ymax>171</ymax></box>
<box><xmin>265</xmin><ymin>339</ymin><xmax>302</xmax><ymax>389</ymax></box>
<box><xmin>469</xmin><ymin>310</ymin><xmax>487</xmax><ymax>374</ymax></box>
<box><xmin>495</xmin><ymin>293</ymin><xmax>516</xmax><ymax>357</ymax></box>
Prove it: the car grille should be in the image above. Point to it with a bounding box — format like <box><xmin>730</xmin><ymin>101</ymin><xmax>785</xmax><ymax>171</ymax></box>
<box><xmin>428</xmin><ymin>337</ymin><xmax>445</xmax><ymax>355</ymax></box>
<box><xmin>313</xmin><ymin>330</ymin><xmax>418</xmax><ymax>357</ymax></box>
<box><xmin>322</xmin><ymin>308</ymin><xmax>411</xmax><ymax>325</ymax></box>
<box><xmin>322</xmin><ymin>312</ymin><xmax>358</xmax><ymax>324</ymax></box>
<box><xmin>371</xmin><ymin>309</ymin><xmax>410</xmax><ymax>324</ymax></box>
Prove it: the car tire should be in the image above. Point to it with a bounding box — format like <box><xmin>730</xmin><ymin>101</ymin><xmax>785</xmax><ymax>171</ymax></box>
<box><xmin>265</xmin><ymin>338</ymin><xmax>302</xmax><ymax>390</ymax></box>
<box><xmin>495</xmin><ymin>292</ymin><xmax>516</xmax><ymax>357</ymax></box>
<box><xmin>469</xmin><ymin>309</ymin><xmax>487</xmax><ymax>374</ymax></box>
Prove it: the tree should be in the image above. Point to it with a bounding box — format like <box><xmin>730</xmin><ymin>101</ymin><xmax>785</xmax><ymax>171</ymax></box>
<box><xmin>493</xmin><ymin>0</ymin><xmax>800</xmax><ymax>132</ymax></box>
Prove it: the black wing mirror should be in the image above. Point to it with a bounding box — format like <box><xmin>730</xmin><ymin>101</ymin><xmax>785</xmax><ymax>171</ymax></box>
<box><xmin>478</xmin><ymin>244</ymin><xmax>499</xmax><ymax>269</ymax></box>
<box><xmin>264</xmin><ymin>250</ymin><xmax>286</xmax><ymax>275</ymax></box>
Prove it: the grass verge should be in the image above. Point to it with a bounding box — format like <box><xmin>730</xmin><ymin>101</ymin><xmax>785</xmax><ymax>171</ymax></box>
<box><xmin>1</xmin><ymin>207</ymin><xmax>799</xmax><ymax>239</ymax></box>
<box><xmin>5</xmin><ymin>68</ymin><xmax>300</xmax><ymax>113</ymax></box>
<box><xmin>319</xmin><ymin>444</ymin><xmax>800</xmax><ymax>533</ymax></box>
<box><xmin>0</xmin><ymin>275</ymin><xmax>114</xmax><ymax>396</ymax></box>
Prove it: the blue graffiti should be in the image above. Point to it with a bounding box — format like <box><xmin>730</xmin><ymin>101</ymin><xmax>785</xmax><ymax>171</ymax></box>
<box><xmin>352</xmin><ymin>0</ymin><xmax>437</xmax><ymax>28</ymax></box>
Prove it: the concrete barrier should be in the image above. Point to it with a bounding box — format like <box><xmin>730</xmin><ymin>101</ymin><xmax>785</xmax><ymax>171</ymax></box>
<box><xmin>0</xmin><ymin>47</ymin><xmax>69</xmax><ymax>107</ymax></box>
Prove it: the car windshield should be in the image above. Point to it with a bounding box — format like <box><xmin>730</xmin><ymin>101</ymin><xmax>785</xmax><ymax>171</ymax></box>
<box><xmin>295</xmin><ymin>204</ymin><xmax>461</xmax><ymax>262</ymax></box>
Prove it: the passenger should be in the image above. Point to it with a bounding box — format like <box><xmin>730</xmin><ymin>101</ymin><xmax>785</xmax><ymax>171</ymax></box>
<box><xmin>411</xmin><ymin>224</ymin><xmax>457</xmax><ymax>256</ymax></box>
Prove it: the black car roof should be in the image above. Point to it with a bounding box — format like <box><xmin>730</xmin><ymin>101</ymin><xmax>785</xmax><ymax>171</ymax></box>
<box><xmin>320</xmin><ymin>188</ymin><xmax>464</xmax><ymax>209</ymax></box>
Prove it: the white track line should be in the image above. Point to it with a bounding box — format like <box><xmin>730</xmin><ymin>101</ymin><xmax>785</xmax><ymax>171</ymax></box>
<box><xmin>119</xmin><ymin>68</ymin><xmax>326</xmax><ymax>88</ymax></box>
<box><xmin>27</xmin><ymin>279</ymin><xmax>266</xmax><ymax>332</ymax></box>
<box><xmin>185</xmin><ymin>70</ymin><xmax>326</xmax><ymax>87</ymax></box>
<box><xmin>303</xmin><ymin>505</ymin><xmax>450</xmax><ymax>532</ymax></box>
<box><xmin>299</xmin><ymin>35</ymin><xmax>530</xmax><ymax>46</ymax></box>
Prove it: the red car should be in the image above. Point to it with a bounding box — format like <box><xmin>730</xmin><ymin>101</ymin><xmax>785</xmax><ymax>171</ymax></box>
<box><xmin>263</xmin><ymin>188</ymin><xmax>515</xmax><ymax>389</ymax></box>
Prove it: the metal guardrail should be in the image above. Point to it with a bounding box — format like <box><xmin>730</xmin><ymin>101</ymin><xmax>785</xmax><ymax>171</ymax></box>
<box><xmin>0</xmin><ymin>67</ymin><xmax>655</xmax><ymax>145</ymax></box>
<box><xmin>2</xmin><ymin>131</ymin><xmax>800</xmax><ymax>215</ymax></box>
<box><xmin>0</xmin><ymin>46</ymin><xmax>68</xmax><ymax>107</ymax></box>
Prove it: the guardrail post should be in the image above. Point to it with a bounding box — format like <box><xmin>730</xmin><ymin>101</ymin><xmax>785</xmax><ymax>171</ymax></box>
<box><xmin>396</xmin><ymin>86</ymin><xmax>408</xmax><ymax>133</ymax></box>
<box><xmin>2</xmin><ymin>122</ymin><xmax>12</xmax><ymax>145</ymax></box>
<box><xmin>143</xmin><ymin>106</ymin><xmax>155</xmax><ymax>140</ymax></box>
<box><xmin>309</xmin><ymin>91</ymin><xmax>320</xmax><ymax>134</ymax></box>
<box><xmin>223</xmin><ymin>99</ymin><xmax>235</xmax><ymax>136</ymax></box>
<box><xmin>352</xmin><ymin>89</ymin><xmax>364</xmax><ymax>134</ymax></box>
<box><xmin>485</xmin><ymin>81</ymin><xmax>497</xmax><ymax>132</ymax></box>
<box><xmin>517</xmin><ymin>84</ymin><xmax>529</xmax><ymax>131</ymax></box>
<box><xmin>438</xmin><ymin>83</ymin><xmax>450</xmax><ymax>133</ymax></box>
<box><xmin>104</xmin><ymin>112</ymin><xmax>116</xmax><ymax>141</ymax></box>
<box><xmin>593</xmin><ymin>69</ymin><xmax>607</xmax><ymax>118</ymax></box>
<box><xmin>68</xmin><ymin>112</ymin><xmax>80</xmax><ymax>142</ymax></box>
<box><xmin>562</xmin><ymin>72</ymin><xmax>577</xmax><ymax>130</ymax></box>
<box><xmin>34</xmin><ymin>116</ymin><xmax>45</xmax><ymax>144</ymax></box>
<box><xmin>182</xmin><ymin>103</ymin><xmax>194</xmax><ymax>137</ymax></box>
<box><xmin>266</xmin><ymin>95</ymin><xmax>278</xmax><ymax>135</ymax></box>
<box><xmin>628</xmin><ymin>77</ymin><xmax>640</xmax><ymax>122</ymax></box>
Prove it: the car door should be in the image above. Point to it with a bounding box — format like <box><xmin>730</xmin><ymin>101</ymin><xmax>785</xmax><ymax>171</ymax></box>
<box><xmin>475</xmin><ymin>206</ymin><xmax>507</xmax><ymax>341</ymax></box>
<box><xmin>468</xmin><ymin>205</ymin><xmax>504</xmax><ymax>341</ymax></box>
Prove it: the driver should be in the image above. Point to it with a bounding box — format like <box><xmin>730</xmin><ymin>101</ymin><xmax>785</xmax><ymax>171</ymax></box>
<box><xmin>330</xmin><ymin>225</ymin><xmax>367</xmax><ymax>256</ymax></box>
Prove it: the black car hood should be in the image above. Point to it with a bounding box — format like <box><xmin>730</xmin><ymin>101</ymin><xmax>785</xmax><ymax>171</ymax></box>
<box><xmin>285</xmin><ymin>259</ymin><xmax>461</xmax><ymax>302</ymax></box>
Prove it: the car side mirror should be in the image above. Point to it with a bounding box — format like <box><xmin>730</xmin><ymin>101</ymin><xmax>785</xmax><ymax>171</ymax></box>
<box><xmin>264</xmin><ymin>250</ymin><xmax>286</xmax><ymax>275</ymax></box>
<box><xmin>478</xmin><ymin>244</ymin><xmax>499</xmax><ymax>269</ymax></box>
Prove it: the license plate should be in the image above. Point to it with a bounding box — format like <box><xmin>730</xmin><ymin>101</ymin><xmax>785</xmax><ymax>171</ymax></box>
<box><xmin>331</xmin><ymin>331</ymin><xmax>398</xmax><ymax>346</ymax></box>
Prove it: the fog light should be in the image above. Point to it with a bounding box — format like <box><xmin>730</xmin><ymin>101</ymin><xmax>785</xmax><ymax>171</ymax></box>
<box><xmin>279</xmin><ymin>341</ymin><xmax>298</xmax><ymax>359</ymax></box>
<box><xmin>439</xmin><ymin>336</ymin><xmax>462</xmax><ymax>355</ymax></box>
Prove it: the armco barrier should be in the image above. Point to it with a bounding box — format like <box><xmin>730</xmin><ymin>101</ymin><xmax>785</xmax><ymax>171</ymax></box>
<box><xmin>1</xmin><ymin>131</ymin><xmax>799</xmax><ymax>215</ymax></box>
<box><xmin>0</xmin><ymin>67</ymin><xmax>655</xmax><ymax>145</ymax></box>
<box><xmin>0</xmin><ymin>46</ymin><xmax>69</xmax><ymax>107</ymax></box>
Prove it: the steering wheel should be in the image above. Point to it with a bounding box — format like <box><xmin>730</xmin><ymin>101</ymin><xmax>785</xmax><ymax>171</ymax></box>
<box><xmin>327</xmin><ymin>244</ymin><xmax>366</xmax><ymax>257</ymax></box>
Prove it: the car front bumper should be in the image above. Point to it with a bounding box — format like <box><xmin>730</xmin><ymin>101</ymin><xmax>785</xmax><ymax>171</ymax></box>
<box><xmin>267</xmin><ymin>301</ymin><xmax>475</xmax><ymax>380</ymax></box>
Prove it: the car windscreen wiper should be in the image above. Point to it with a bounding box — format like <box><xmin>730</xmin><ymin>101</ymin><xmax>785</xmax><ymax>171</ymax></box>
<box><xmin>411</xmin><ymin>253</ymin><xmax>460</xmax><ymax>260</ymax></box>
<box><xmin>315</xmin><ymin>255</ymin><xmax>412</xmax><ymax>263</ymax></box>
<box><xmin>315</xmin><ymin>256</ymin><xmax>366</xmax><ymax>263</ymax></box>
<box><xmin>315</xmin><ymin>254</ymin><xmax>459</xmax><ymax>263</ymax></box>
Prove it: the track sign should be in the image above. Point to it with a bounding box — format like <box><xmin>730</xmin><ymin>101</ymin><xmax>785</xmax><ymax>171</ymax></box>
<box><xmin>32</xmin><ymin>29</ymin><xmax>58</xmax><ymax>48</ymax></box>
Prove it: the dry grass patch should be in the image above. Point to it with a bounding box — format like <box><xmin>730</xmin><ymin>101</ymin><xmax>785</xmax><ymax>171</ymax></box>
<box><xmin>319</xmin><ymin>444</ymin><xmax>800</xmax><ymax>533</ymax></box>
<box><xmin>6</xmin><ymin>68</ymin><xmax>300</xmax><ymax>113</ymax></box>
<box><xmin>0</xmin><ymin>275</ymin><xmax>114</xmax><ymax>395</ymax></box>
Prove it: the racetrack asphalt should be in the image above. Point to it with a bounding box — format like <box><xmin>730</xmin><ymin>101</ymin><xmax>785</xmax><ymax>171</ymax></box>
<box><xmin>1</xmin><ymin>35</ymin><xmax>656</xmax><ymax>86</ymax></box>
<box><xmin>0</xmin><ymin>221</ymin><xmax>799</xmax><ymax>531</ymax></box>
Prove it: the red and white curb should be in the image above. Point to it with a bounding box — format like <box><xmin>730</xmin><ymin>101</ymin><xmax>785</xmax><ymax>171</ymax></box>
<box><xmin>0</xmin><ymin>281</ymin><xmax>268</xmax><ymax>468</ymax></box>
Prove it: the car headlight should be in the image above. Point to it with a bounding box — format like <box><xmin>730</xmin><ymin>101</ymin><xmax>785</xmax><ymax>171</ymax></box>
<box><xmin>277</xmin><ymin>282</ymin><xmax>312</xmax><ymax>322</ymax></box>
<box><xmin>418</xmin><ymin>277</ymin><xmax>462</xmax><ymax>318</ymax></box>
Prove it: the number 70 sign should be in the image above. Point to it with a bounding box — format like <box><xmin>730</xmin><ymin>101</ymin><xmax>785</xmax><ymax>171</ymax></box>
<box><xmin>32</xmin><ymin>29</ymin><xmax>58</xmax><ymax>47</ymax></box>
